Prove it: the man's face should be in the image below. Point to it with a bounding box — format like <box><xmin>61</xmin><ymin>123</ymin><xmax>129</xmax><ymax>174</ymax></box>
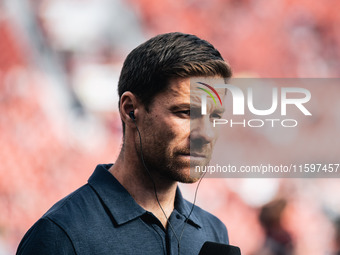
<box><xmin>139</xmin><ymin>77</ymin><xmax>225</xmax><ymax>183</ymax></box>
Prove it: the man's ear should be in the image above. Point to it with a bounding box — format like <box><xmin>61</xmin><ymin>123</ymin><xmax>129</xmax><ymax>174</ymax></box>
<box><xmin>120</xmin><ymin>92</ymin><xmax>139</xmax><ymax>127</ymax></box>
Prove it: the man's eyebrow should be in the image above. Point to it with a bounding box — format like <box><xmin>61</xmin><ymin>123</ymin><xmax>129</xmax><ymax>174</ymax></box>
<box><xmin>214</xmin><ymin>108</ymin><xmax>225</xmax><ymax>114</ymax></box>
<box><xmin>169</xmin><ymin>104</ymin><xmax>191</xmax><ymax>111</ymax></box>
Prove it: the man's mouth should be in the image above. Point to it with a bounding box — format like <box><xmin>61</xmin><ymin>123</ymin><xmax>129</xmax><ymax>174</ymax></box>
<box><xmin>178</xmin><ymin>152</ymin><xmax>207</xmax><ymax>159</ymax></box>
<box><xmin>190</xmin><ymin>152</ymin><xmax>206</xmax><ymax>158</ymax></box>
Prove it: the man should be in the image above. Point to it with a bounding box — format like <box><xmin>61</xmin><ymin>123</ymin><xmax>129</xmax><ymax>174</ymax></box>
<box><xmin>17</xmin><ymin>32</ymin><xmax>232</xmax><ymax>255</ymax></box>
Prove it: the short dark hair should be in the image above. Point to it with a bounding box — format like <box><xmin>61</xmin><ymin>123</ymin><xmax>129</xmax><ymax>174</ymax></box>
<box><xmin>118</xmin><ymin>32</ymin><xmax>232</xmax><ymax>133</ymax></box>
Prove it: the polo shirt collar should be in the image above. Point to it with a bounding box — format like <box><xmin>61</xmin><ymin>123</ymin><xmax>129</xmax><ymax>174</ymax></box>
<box><xmin>88</xmin><ymin>164</ymin><xmax>202</xmax><ymax>228</ymax></box>
<box><xmin>174</xmin><ymin>187</ymin><xmax>202</xmax><ymax>228</ymax></box>
<box><xmin>88</xmin><ymin>164</ymin><xmax>146</xmax><ymax>225</ymax></box>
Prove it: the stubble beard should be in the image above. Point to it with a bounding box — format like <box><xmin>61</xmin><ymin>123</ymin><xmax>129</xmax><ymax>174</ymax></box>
<box><xmin>141</xmin><ymin>147</ymin><xmax>210</xmax><ymax>184</ymax></box>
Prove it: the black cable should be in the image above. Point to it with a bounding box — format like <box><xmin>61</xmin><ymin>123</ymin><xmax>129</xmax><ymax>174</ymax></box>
<box><xmin>178</xmin><ymin>170</ymin><xmax>207</xmax><ymax>242</ymax></box>
<box><xmin>132</xmin><ymin>119</ymin><xmax>181</xmax><ymax>244</ymax></box>
<box><xmin>132</xmin><ymin>118</ymin><xmax>206</xmax><ymax>255</ymax></box>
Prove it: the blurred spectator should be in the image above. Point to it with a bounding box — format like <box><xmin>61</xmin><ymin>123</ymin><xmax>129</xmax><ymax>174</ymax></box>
<box><xmin>334</xmin><ymin>217</ymin><xmax>340</xmax><ymax>255</ymax></box>
<box><xmin>257</xmin><ymin>199</ymin><xmax>294</xmax><ymax>255</ymax></box>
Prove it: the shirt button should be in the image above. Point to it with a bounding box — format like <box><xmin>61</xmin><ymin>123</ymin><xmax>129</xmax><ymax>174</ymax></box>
<box><xmin>176</xmin><ymin>214</ymin><xmax>182</xmax><ymax>219</ymax></box>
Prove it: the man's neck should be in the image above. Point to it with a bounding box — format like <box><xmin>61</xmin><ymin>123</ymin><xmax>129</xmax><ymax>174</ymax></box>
<box><xmin>109</xmin><ymin>153</ymin><xmax>177</xmax><ymax>228</ymax></box>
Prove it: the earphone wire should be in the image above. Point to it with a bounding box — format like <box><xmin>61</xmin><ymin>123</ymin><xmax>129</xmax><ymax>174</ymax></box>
<box><xmin>178</xmin><ymin>170</ymin><xmax>206</xmax><ymax>242</ymax></box>
<box><xmin>132</xmin><ymin>119</ymin><xmax>181</xmax><ymax>244</ymax></box>
<box><xmin>132</xmin><ymin>117</ymin><xmax>206</xmax><ymax>255</ymax></box>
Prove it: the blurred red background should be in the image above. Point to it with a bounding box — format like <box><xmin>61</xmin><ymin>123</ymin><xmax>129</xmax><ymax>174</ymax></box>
<box><xmin>1</xmin><ymin>0</ymin><xmax>340</xmax><ymax>254</ymax></box>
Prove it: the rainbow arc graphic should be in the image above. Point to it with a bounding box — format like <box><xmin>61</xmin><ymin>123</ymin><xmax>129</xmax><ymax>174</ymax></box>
<box><xmin>196</xmin><ymin>82</ymin><xmax>223</xmax><ymax>106</ymax></box>
<box><xmin>196</xmin><ymin>82</ymin><xmax>223</xmax><ymax>115</ymax></box>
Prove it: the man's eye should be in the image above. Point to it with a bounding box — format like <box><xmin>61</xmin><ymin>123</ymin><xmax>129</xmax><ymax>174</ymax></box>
<box><xmin>211</xmin><ymin>113</ymin><xmax>223</xmax><ymax>119</ymax></box>
<box><xmin>176</xmin><ymin>110</ymin><xmax>190</xmax><ymax>116</ymax></box>
<box><xmin>180</xmin><ymin>110</ymin><xmax>190</xmax><ymax>115</ymax></box>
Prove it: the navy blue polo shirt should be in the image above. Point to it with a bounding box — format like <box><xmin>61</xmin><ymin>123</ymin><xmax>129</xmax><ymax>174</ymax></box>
<box><xmin>17</xmin><ymin>164</ymin><xmax>229</xmax><ymax>255</ymax></box>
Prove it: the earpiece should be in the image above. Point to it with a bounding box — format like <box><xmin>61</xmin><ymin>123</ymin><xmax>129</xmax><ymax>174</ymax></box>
<box><xmin>129</xmin><ymin>111</ymin><xmax>135</xmax><ymax>120</ymax></box>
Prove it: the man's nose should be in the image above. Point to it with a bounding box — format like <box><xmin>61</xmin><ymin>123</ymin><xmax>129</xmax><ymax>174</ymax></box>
<box><xmin>190</xmin><ymin>117</ymin><xmax>215</xmax><ymax>144</ymax></box>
